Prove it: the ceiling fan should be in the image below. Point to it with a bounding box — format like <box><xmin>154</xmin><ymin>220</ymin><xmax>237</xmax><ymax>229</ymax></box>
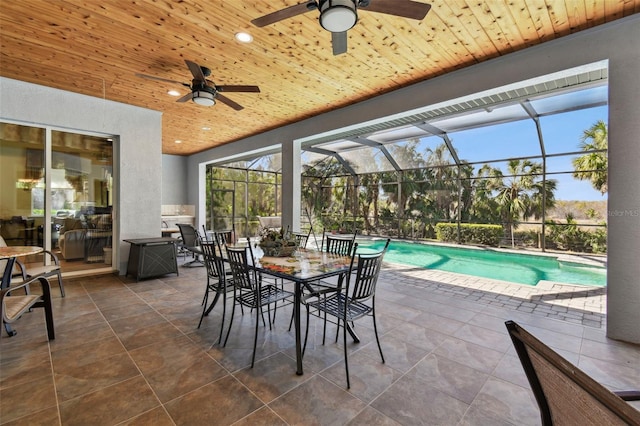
<box><xmin>251</xmin><ymin>0</ymin><xmax>431</xmax><ymax>55</ymax></box>
<box><xmin>136</xmin><ymin>60</ymin><xmax>260</xmax><ymax>110</ymax></box>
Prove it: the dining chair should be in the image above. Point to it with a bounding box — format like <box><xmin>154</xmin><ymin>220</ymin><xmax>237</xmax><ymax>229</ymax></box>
<box><xmin>1</xmin><ymin>275</ymin><xmax>55</xmax><ymax>339</ymax></box>
<box><xmin>214</xmin><ymin>230</ymin><xmax>234</xmax><ymax>245</ymax></box>
<box><xmin>292</xmin><ymin>229</ymin><xmax>311</xmax><ymax>249</ymax></box>
<box><xmin>176</xmin><ymin>223</ymin><xmax>204</xmax><ymax>267</ymax></box>
<box><xmin>505</xmin><ymin>320</ymin><xmax>640</xmax><ymax>425</ymax></box>
<box><xmin>287</xmin><ymin>230</ymin><xmax>357</xmax><ymax>332</ymax></box>
<box><xmin>304</xmin><ymin>239</ymin><xmax>390</xmax><ymax>388</ymax></box>
<box><xmin>197</xmin><ymin>238</ymin><xmax>235</xmax><ymax>343</ymax></box>
<box><xmin>223</xmin><ymin>243</ymin><xmax>294</xmax><ymax>367</ymax></box>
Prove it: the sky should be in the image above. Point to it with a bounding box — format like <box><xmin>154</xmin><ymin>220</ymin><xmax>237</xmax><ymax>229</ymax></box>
<box><xmin>447</xmin><ymin>105</ymin><xmax>608</xmax><ymax>201</ymax></box>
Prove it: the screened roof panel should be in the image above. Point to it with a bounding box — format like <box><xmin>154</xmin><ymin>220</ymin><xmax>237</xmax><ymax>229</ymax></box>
<box><xmin>529</xmin><ymin>85</ymin><xmax>607</xmax><ymax>115</ymax></box>
<box><xmin>367</xmin><ymin>125</ymin><xmax>431</xmax><ymax>143</ymax></box>
<box><xmin>313</xmin><ymin>139</ymin><xmax>362</xmax><ymax>152</ymax></box>
<box><xmin>339</xmin><ymin>147</ymin><xmax>394</xmax><ymax>173</ymax></box>
<box><xmin>386</xmin><ymin>136</ymin><xmax>447</xmax><ymax>169</ymax></box>
<box><xmin>449</xmin><ymin>119</ymin><xmax>542</xmax><ymax>163</ymax></box>
<box><xmin>429</xmin><ymin>103</ymin><xmax>530</xmax><ymax>133</ymax></box>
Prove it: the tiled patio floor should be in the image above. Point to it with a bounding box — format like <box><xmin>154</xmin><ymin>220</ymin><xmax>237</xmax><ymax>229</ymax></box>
<box><xmin>1</xmin><ymin>259</ymin><xmax>638</xmax><ymax>425</ymax></box>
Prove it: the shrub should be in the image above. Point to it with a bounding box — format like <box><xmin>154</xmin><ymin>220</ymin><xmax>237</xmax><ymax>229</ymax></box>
<box><xmin>435</xmin><ymin>223</ymin><xmax>503</xmax><ymax>246</ymax></box>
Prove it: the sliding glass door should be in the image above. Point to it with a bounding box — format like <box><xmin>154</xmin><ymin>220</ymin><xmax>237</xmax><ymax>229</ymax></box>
<box><xmin>0</xmin><ymin>121</ymin><xmax>115</xmax><ymax>273</ymax></box>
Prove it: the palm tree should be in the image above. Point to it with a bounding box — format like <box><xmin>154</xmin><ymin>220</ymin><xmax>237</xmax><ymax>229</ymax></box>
<box><xmin>484</xmin><ymin>159</ymin><xmax>557</xmax><ymax>247</ymax></box>
<box><xmin>572</xmin><ymin>120</ymin><xmax>608</xmax><ymax>194</ymax></box>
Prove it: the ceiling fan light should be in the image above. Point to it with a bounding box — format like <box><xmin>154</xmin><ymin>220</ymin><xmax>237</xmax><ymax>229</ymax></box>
<box><xmin>319</xmin><ymin>0</ymin><xmax>357</xmax><ymax>33</ymax></box>
<box><xmin>192</xmin><ymin>91</ymin><xmax>216</xmax><ymax>106</ymax></box>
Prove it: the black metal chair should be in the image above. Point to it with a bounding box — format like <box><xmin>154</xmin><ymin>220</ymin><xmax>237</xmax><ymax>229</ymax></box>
<box><xmin>292</xmin><ymin>229</ymin><xmax>311</xmax><ymax>249</ymax></box>
<box><xmin>323</xmin><ymin>231</ymin><xmax>356</xmax><ymax>255</ymax></box>
<box><xmin>505</xmin><ymin>320</ymin><xmax>640</xmax><ymax>425</ymax></box>
<box><xmin>176</xmin><ymin>223</ymin><xmax>204</xmax><ymax>267</ymax></box>
<box><xmin>304</xmin><ymin>239</ymin><xmax>390</xmax><ymax>388</ymax></box>
<box><xmin>197</xmin><ymin>237</ymin><xmax>235</xmax><ymax>343</ymax></box>
<box><xmin>287</xmin><ymin>230</ymin><xmax>357</xmax><ymax>331</ymax></box>
<box><xmin>223</xmin><ymin>243</ymin><xmax>294</xmax><ymax>367</ymax></box>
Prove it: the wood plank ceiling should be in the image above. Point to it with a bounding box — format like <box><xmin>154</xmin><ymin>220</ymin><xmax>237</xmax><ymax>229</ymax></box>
<box><xmin>1</xmin><ymin>1</ymin><xmax>638</xmax><ymax>155</ymax></box>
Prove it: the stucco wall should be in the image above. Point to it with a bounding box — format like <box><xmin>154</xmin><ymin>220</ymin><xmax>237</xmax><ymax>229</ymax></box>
<box><xmin>162</xmin><ymin>154</ymin><xmax>188</xmax><ymax>205</ymax></box>
<box><xmin>0</xmin><ymin>77</ymin><xmax>163</xmax><ymax>272</ymax></box>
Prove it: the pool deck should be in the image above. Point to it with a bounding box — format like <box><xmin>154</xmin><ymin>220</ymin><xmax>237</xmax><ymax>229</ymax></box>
<box><xmin>382</xmin><ymin>261</ymin><xmax>606</xmax><ymax>328</ymax></box>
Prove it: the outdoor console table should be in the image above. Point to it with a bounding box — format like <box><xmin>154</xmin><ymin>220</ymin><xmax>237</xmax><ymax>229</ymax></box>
<box><xmin>124</xmin><ymin>238</ymin><xmax>178</xmax><ymax>281</ymax></box>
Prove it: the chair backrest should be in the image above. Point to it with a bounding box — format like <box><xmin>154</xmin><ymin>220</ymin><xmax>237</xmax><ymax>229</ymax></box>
<box><xmin>505</xmin><ymin>320</ymin><xmax>640</xmax><ymax>425</ymax></box>
<box><xmin>292</xmin><ymin>230</ymin><xmax>310</xmax><ymax>249</ymax></box>
<box><xmin>225</xmin><ymin>245</ymin><xmax>256</xmax><ymax>291</ymax></box>
<box><xmin>214</xmin><ymin>230</ymin><xmax>234</xmax><ymax>245</ymax></box>
<box><xmin>176</xmin><ymin>223</ymin><xmax>200</xmax><ymax>248</ymax></box>
<box><xmin>346</xmin><ymin>239</ymin><xmax>390</xmax><ymax>303</ymax></box>
<box><xmin>324</xmin><ymin>233</ymin><xmax>356</xmax><ymax>256</ymax></box>
<box><xmin>201</xmin><ymin>225</ymin><xmax>210</xmax><ymax>242</ymax></box>
<box><xmin>200</xmin><ymin>241</ymin><xmax>223</xmax><ymax>279</ymax></box>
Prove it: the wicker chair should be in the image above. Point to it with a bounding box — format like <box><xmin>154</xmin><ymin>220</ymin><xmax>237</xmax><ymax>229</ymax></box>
<box><xmin>505</xmin><ymin>320</ymin><xmax>640</xmax><ymax>425</ymax></box>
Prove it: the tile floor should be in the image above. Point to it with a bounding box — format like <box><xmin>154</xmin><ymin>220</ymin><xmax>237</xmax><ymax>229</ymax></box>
<box><xmin>1</xmin><ymin>259</ymin><xmax>639</xmax><ymax>425</ymax></box>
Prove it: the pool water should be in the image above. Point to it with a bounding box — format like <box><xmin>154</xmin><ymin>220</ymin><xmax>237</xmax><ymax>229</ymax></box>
<box><xmin>358</xmin><ymin>240</ymin><xmax>606</xmax><ymax>287</ymax></box>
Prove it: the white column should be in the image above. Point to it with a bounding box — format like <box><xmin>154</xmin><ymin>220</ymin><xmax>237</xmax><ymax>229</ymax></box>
<box><xmin>607</xmin><ymin>45</ymin><xmax>640</xmax><ymax>343</ymax></box>
<box><xmin>281</xmin><ymin>140</ymin><xmax>301</xmax><ymax>232</ymax></box>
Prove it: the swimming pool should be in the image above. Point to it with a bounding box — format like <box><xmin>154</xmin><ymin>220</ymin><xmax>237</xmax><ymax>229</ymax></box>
<box><xmin>358</xmin><ymin>240</ymin><xmax>606</xmax><ymax>287</ymax></box>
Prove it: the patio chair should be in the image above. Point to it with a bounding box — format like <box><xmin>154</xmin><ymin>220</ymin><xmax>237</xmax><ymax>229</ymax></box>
<box><xmin>24</xmin><ymin>249</ymin><xmax>65</xmax><ymax>297</ymax></box>
<box><xmin>176</xmin><ymin>223</ymin><xmax>204</xmax><ymax>267</ymax></box>
<box><xmin>1</xmin><ymin>276</ymin><xmax>55</xmax><ymax>339</ymax></box>
<box><xmin>292</xmin><ymin>229</ymin><xmax>311</xmax><ymax>249</ymax></box>
<box><xmin>304</xmin><ymin>239</ymin><xmax>390</xmax><ymax>388</ymax></box>
<box><xmin>505</xmin><ymin>320</ymin><xmax>640</xmax><ymax>425</ymax></box>
<box><xmin>223</xmin><ymin>243</ymin><xmax>294</xmax><ymax>367</ymax></box>
<box><xmin>287</xmin><ymin>230</ymin><xmax>357</xmax><ymax>331</ymax></box>
<box><xmin>310</xmin><ymin>230</ymin><xmax>357</xmax><ymax>293</ymax></box>
<box><xmin>197</xmin><ymin>238</ymin><xmax>235</xmax><ymax>343</ymax></box>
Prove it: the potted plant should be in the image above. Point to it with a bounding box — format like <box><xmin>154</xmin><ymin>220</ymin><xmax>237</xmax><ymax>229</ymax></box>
<box><xmin>258</xmin><ymin>227</ymin><xmax>297</xmax><ymax>257</ymax></box>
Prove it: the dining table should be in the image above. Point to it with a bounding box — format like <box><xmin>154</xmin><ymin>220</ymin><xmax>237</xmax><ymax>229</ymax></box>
<box><xmin>1</xmin><ymin>245</ymin><xmax>43</xmax><ymax>290</ymax></box>
<box><xmin>250</xmin><ymin>248</ymin><xmax>354</xmax><ymax>375</ymax></box>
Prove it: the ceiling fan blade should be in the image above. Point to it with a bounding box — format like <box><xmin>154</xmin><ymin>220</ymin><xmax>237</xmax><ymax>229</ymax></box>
<box><xmin>216</xmin><ymin>94</ymin><xmax>244</xmax><ymax>111</ymax></box>
<box><xmin>185</xmin><ymin>59</ymin><xmax>207</xmax><ymax>82</ymax></box>
<box><xmin>217</xmin><ymin>85</ymin><xmax>261</xmax><ymax>93</ymax></box>
<box><xmin>176</xmin><ymin>92</ymin><xmax>194</xmax><ymax>103</ymax></box>
<box><xmin>332</xmin><ymin>32</ymin><xmax>348</xmax><ymax>55</ymax></box>
<box><xmin>362</xmin><ymin>0</ymin><xmax>431</xmax><ymax>20</ymax></box>
<box><xmin>251</xmin><ymin>1</ymin><xmax>315</xmax><ymax>27</ymax></box>
<box><xmin>135</xmin><ymin>73</ymin><xmax>188</xmax><ymax>86</ymax></box>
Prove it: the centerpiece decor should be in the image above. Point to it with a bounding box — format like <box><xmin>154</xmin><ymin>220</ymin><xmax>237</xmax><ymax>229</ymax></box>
<box><xmin>259</xmin><ymin>227</ymin><xmax>297</xmax><ymax>257</ymax></box>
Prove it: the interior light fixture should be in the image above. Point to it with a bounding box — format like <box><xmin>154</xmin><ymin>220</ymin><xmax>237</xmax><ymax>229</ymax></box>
<box><xmin>202</xmin><ymin>126</ymin><xmax>211</xmax><ymax>131</ymax></box>
<box><xmin>235</xmin><ymin>32</ymin><xmax>253</xmax><ymax>43</ymax></box>
<box><xmin>192</xmin><ymin>90</ymin><xmax>216</xmax><ymax>106</ymax></box>
<box><xmin>175</xmin><ymin>140</ymin><xmax>182</xmax><ymax>144</ymax></box>
<box><xmin>167</xmin><ymin>89</ymin><xmax>181</xmax><ymax>96</ymax></box>
<box><xmin>319</xmin><ymin>0</ymin><xmax>357</xmax><ymax>33</ymax></box>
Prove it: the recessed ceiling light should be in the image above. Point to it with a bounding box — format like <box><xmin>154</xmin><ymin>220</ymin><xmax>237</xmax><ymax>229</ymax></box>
<box><xmin>202</xmin><ymin>127</ymin><xmax>211</xmax><ymax>131</ymax></box>
<box><xmin>175</xmin><ymin>140</ymin><xmax>182</xmax><ymax>144</ymax></box>
<box><xmin>167</xmin><ymin>90</ymin><xmax>181</xmax><ymax>96</ymax></box>
<box><xmin>235</xmin><ymin>32</ymin><xmax>253</xmax><ymax>43</ymax></box>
